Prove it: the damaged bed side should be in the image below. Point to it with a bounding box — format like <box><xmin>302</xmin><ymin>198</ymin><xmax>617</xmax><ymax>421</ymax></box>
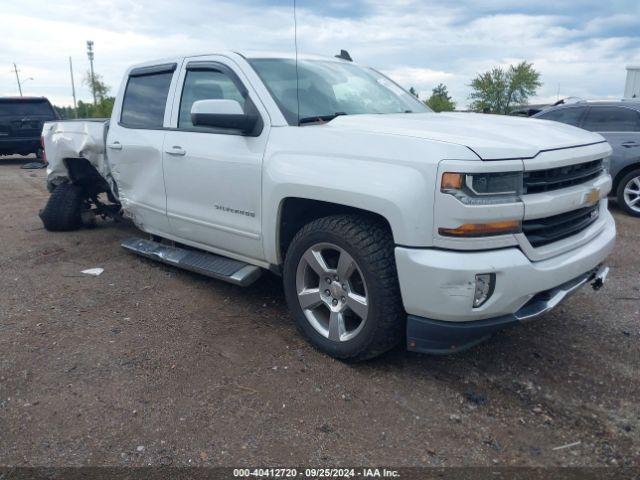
<box><xmin>40</xmin><ymin>119</ymin><xmax>122</xmax><ymax>231</ymax></box>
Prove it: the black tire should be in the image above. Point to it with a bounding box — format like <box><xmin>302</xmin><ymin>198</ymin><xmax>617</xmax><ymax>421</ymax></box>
<box><xmin>39</xmin><ymin>183</ymin><xmax>85</xmax><ymax>231</ymax></box>
<box><xmin>283</xmin><ymin>215</ymin><xmax>405</xmax><ymax>361</ymax></box>
<box><xmin>616</xmin><ymin>168</ymin><xmax>640</xmax><ymax>217</ymax></box>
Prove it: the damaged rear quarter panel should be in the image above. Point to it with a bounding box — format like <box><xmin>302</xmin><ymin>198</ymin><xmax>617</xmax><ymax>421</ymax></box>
<box><xmin>43</xmin><ymin>120</ymin><xmax>113</xmax><ymax>192</ymax></box>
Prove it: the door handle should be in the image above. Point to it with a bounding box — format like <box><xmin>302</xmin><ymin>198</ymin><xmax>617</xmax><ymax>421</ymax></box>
<box><xmin>107</xmin><ymin>141</ymin><xmax>123</xmax><ymax>150</ymax></box>
<box><xmin>165</xmin><ymin>146</ymin><xmax>186</xmax><ymax>156</ymax></box>
<box><xmin>621</xmin><ymin>141</ymin><xmax>640</xmax><ymax>148</ymax></box>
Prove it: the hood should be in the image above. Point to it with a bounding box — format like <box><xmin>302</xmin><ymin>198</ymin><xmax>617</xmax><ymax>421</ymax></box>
<box><xmin>326</xmin><ymin>112</ymin><xmax>605</xmax><ymax>160</ymax></box>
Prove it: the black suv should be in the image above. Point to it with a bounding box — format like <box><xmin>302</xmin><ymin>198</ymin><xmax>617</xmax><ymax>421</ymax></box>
<box><xmin>533</xmin><ymin>100</ymin><xmax>640</xmax><ymax>217</ymax></box>
<box><xmin>0</xmin><ymin>97</ymin><xmax>59</xmax><ymax>158</ymax></box>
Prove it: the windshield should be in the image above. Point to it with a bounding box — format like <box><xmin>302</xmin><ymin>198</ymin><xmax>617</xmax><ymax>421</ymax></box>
<box><xmin>248</xmin><ymin>58</ymin><xmax>430</xmax><ymax>125</ymax></box>
<box><xmin>0</xmin><ymin>99</ymin><xmax>54</xmax><ymax>117</ymax></box>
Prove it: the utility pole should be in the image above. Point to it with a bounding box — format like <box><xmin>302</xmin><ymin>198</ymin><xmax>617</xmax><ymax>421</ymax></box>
<box><xmin>69</xmin><ymin>56</ymin><xmax>78</xmax><ymax>117</ymax></box>
<box><xmin>86</xmin><ymin>40</ymin><xmax>96</xmax><ymax>105</ymax></box>
<box><xmin>13</xmin><ymin>63</ymin><xmax>23</xmax><ymax>96</ymax></box>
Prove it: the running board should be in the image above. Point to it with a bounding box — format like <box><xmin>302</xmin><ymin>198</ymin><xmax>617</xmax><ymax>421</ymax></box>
<box><xmin>121</xmin><ymin>237</ymin><xmax>262</xmax><ymax>286</ymax></box>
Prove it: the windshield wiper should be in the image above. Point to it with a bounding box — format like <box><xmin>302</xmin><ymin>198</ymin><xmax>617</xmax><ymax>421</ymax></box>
<box><xmin>298</xmin><ymin>112</ymin><xmax>348</xmax><ymax>126</ymax></box>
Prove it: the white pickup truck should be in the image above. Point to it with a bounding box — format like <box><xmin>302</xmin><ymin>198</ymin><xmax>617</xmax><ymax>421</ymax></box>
<box><xmin>40</xmin><ymin>51</ymin><xmax>615</xmax><ymax>360</ymax></box>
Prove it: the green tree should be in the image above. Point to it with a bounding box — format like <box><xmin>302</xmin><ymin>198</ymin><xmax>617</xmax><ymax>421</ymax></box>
<box><xmin>468</xmin><ymin>61</ymin><xmax>541</xmax><ymax>114</ymax></box>
<box><xmin>84</xmin><ymin>71</ymin><xmax>110</xmax><ymax>103</ymax></box>
<box><xmin>55</xmin><ymin>72</ymin><xmax>115</xmax><ymax>119</ymax></box>
<box><xmin>425</xmin><ymin>83</ymin><xmax>456</xmax><ymax>112</ymax></box>
<box><xmin>82</xmin><ymin>71</ymin><xmax>114</xmax><ymax>117</ymax></box>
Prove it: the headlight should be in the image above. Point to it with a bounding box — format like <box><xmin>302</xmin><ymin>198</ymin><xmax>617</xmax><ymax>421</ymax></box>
<box><xmin>602</xmin><ymin>156</ymin><xmax>611</xmax><ymax>174</ymax></box>
<box><xmin>439</xmin><ymin>171</ymin><xmax>523</xmax><ymax>238</ymax></box>
<box><xmin>441</xmin><ymin>171</ymin><xmax>523</xmax><ymax>205</ymax></box>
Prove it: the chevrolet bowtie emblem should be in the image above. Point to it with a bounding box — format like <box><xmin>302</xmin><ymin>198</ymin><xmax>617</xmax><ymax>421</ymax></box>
<box><xmin>585</xmin><ymin>188</ymin><xmax>600</xmax><ymax>206</ymax></box>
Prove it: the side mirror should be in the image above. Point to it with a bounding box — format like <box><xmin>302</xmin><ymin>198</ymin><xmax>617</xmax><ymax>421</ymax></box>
<box><xmin>190</xmin><ymin>99</ymin><xmax>258</xmax><ymax>133</ymax></box>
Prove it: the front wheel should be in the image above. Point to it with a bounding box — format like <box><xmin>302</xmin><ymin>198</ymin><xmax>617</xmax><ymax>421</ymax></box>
<box><xmin>616</xmin><ymin>168</ymin><xmax>640</xmax><ymax>217</ymax></box>
<box><xmin>283</xmin><ymin>215</ymin><xmax>405</xmax><ymax>361</ymax></box>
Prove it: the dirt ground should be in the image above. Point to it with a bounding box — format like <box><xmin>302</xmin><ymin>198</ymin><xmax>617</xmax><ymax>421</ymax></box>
<box><xmin>0</xmin><ymin>156</ymin><xmax>638</xmax><ymax>468</ymax></box>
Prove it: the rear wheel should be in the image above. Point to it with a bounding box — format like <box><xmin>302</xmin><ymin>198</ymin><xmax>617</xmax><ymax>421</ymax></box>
<box><xmin>39</xmin><ymin>183</ymin><xmax>85</xmax><ymax>231</ymax></box>
<box><xmin>283</xmin><ymin>215</ymin><xmax>404</xmax><ymax>361</ymax></box>
<box><xmin>616</xmin><ymin>168</ymin><xmax>640</xmax><ymax>217</ymax></box>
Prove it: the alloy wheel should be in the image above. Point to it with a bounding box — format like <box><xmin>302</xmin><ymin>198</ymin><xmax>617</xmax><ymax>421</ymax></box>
<box><xmin>295</xmin><ymin>242</ymin><xmax>369</xmax><ymax>342</ymax></box>
<box><xmin>623</xmin><ymin>175</ymin><xmax>640</xmax><ymax>213</ymax></box>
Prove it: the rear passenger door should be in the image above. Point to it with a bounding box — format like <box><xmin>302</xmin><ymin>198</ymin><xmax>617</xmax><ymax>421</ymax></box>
<box><xmin>107</xmin><ymin>62</ymin><xmax>181</xmax><ymax>236</ymax></box>
<box><xmin>581</xmin><ymin>106</ymin><xmax>640</xmax><ymax>180</ymax></box>
<box><xmin>163</xmin><ymin>55</ymin><xmax>270</xmax><ymax>262</ymax></box>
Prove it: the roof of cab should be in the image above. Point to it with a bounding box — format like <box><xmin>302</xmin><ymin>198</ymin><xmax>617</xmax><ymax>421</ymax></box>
<box><xmin>127</xmin><ymin>50</ymin><xmax>353</xmax><ymax>72</ymax></box>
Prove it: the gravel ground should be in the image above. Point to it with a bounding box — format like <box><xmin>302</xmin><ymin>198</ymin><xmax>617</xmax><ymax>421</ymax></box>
<box><xmin>0</xmin><ymin>157</ymin><xmax>638</xmax><ymax>467</ymax></box>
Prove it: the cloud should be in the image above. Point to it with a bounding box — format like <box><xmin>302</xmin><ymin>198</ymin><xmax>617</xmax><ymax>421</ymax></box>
<box><xmin>0</xmin><ymin>0</ymin><xmax>638</xmax><ymax>108</ymax></box>
<box><xmin>382</xmin><ymin>67</ymin><xmax>455</xmax><ymax>98</ymax></box>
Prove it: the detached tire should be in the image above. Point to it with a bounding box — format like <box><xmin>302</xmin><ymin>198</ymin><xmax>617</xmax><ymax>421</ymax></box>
<box><xmin>39</xmin><ymin>183</ymin><xmax>84</xmax><ymax>231</ymax></box>
<box><xmin>616</xmin><ymin>168</ymin><xmax>640</xmax><ymax>217</ymax></box>
<box><xmin>283</xmin><ymin>215</ymin><xmax>405</xmax><ymax>361</ymax></box>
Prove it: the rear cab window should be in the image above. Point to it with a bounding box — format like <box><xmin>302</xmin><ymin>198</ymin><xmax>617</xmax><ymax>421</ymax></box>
<box><xmin>0</xmin><ymin>99</ymin><xmax>55</xmax><ymax>117</ymax></box>
<box><xmin>120</xmin><ymin>64</ymin><xmax>176</xmax><ymax>128</ymax></box>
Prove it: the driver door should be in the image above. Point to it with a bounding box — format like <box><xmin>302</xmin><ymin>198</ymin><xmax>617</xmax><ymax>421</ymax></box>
<box><xmin>163</xmin><ymin>56</ymin><xmax>270</xmax><ymax>261</ymax></box>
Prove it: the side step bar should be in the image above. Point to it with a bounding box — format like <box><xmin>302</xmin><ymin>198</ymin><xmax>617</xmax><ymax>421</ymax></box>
<box><xmin>121</xmin><ymin>237</ymin><xmax>262</xmax><ymax>286</ymax></box>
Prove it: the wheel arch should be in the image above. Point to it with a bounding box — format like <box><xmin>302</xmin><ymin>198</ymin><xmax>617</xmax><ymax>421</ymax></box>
<box><xmin>612</xmin><ymin>161</ymin><xmax>640</xmax><ymax>194</ymax></box>
<box><xmin>275</xmin><ymin>197</ymin><xmax>393</xmax><ymax>267</ymax></box>
<box><xmin>61</xmin><ymin>157</ymin><xmax>117</xmax><ymax>202</ymax></box>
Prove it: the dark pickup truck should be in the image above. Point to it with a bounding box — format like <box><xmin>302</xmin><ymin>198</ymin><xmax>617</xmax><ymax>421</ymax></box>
<box><xmin>0</xmin><ymin>97</ymin><xmax>59</xmax><ymax>158</ymax></box>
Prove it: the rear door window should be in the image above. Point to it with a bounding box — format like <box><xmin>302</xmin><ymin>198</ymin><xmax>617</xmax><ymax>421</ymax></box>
<box><xmin>582</xmin><ymin>107</ymin><xmax>640</xmax><ymax>132</ymax></box>
<box><xmin>0</xmin><ymin>100</ymin><xmax>54</xmax><ymax>117</ymax></box>
<box><xmin>537</xmin><ymin>107</ymin><xmax>586</xmax><ymax>126</ymax></box>
<box><xmin>120</xmin><ymin>70</ymin><xmax>174</xmax><ymax>128</ymax></box>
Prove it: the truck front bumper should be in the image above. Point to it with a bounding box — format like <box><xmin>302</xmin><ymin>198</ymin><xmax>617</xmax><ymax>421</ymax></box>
<box><xmin>395</xmin><ymin>211</ymin><xmax>616</xmax><ymax>354</ymax></box>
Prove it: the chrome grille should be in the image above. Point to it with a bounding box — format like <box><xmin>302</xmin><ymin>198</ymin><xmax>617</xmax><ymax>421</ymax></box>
<box><xmin>524</xmin><ymin>159</ymin><xmax>603</xmax><ymax>194</ymax></box>
<box><xmin>523</xmin><ymin>205</ymin><xmax>600</xmax><ymax>247</ymax></box>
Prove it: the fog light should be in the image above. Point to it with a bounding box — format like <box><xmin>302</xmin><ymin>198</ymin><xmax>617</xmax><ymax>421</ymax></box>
<box><xmin>473</xmin><ymin>273</ymin><xmax>495</xmax><ymax>308</ymax></box>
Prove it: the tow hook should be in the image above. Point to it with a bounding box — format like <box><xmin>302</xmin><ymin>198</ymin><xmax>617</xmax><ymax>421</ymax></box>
<box><xmin>591</xmin><ymin>266</ymin><xmax>609</xmax><ymax>291</ymax></box>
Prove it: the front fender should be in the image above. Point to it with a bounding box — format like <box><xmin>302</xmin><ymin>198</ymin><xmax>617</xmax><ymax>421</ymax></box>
<box><xmin>261</xmin><ymin>128</ymin><xmax>478</xmax><ymax>265</ymax></box>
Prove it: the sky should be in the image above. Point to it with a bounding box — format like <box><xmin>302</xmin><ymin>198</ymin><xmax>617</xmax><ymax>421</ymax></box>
<box><xmin>1</xmin><ymin>0</ymin><xmax>639</xmax><ymax>108</ymax></box>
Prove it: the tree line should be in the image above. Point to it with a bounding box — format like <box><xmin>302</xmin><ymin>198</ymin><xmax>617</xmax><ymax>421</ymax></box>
<box><xmin>54</xmin><ymin>61</ymin><xmax>541</xmax><ymax>118</ymax></box>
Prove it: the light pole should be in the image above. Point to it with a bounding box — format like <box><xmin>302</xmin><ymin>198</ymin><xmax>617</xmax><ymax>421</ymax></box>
<box><xmin>12</xmin><ymin>63</ymin><xmax>34</xmax><ymax>96</ymax></box>
<box><xmin>86</xmin><ymin>40</ymin><xmax>97</xmax><ymax>105</ymax></box>
<box><xmin>13</xmin><ymin>63</ymin><xmax>23</xmax><ymax>96</ymax></box>
<box><xmin>69</xmin><ymin>57</ymin><xmax>78</xmax><ymax>117</ymax></box>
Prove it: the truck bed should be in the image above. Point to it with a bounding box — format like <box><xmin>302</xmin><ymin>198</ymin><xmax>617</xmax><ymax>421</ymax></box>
<box><xmin>42</xmin><ymin>119</ymin><xmax>112</xmax><ymax>193</ymax></box>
